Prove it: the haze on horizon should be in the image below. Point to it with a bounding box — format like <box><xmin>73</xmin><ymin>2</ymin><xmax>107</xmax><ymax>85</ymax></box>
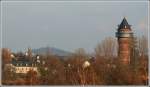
<box><xmin>1</xmin><ymin>1</ymin><xmax>148</xmax><ymax>53</ymax></box>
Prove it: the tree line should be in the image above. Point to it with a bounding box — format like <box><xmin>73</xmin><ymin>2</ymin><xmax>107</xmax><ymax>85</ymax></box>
<box><xmin>1</xmin><ymin>36</ymin><xmax>148</xmax><ymax>85</ymax></box>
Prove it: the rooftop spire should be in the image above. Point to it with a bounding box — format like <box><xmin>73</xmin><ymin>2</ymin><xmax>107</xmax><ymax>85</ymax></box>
<box><xmin>118</xmin><ymin>17</ymin><xmax>131</xmax><ymax>30</ymax></box>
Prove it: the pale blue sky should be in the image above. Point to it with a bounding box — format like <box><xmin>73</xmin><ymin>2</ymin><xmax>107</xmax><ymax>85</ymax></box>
<box><xmin>1</xmin><ymin>1</ymin><xmax>148</xmax><ymax>53</ymax></box>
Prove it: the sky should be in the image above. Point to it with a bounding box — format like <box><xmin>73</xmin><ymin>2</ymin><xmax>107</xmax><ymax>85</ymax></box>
<box><xmin>1</xmin><ymin>1</ymin><xmax>148</xmax><ymax>53</ymax></box>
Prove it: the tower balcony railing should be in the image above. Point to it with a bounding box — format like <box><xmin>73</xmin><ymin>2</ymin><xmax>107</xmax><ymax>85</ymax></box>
<box><xmin>118</xmin><ymin>30</ymin><xmax>132</xmax><ymax>33</ymax></box>
<box><xmin>116</xmin><ymin>32</ymin><xmax>133</xmax><ymax>38</ymax></box>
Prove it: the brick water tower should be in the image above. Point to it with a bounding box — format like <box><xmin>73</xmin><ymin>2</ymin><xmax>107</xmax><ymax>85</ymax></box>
<box><xmin>116</xmin><ymin>17</ymin><xmax>133</xmax><ymax>64</ymax></box>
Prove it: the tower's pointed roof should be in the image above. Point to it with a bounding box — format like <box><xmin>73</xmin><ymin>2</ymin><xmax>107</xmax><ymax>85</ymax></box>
<box><xmin>118</xmin><ymin>17</ymin><xmax>131</xmax><ymax>30</ymax></box>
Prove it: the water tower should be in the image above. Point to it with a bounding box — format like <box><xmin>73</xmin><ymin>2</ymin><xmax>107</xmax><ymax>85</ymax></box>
<box><xmin>116</xmin><ymin>17</ymin><xmax>133</xmax><ymax>64</ymax></box>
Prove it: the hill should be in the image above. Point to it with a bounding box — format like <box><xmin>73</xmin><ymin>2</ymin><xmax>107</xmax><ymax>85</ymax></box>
<box><xmin>32</xmin><ymin>47</ymin><xmax>71</xmax><ymax>57</ymax></box>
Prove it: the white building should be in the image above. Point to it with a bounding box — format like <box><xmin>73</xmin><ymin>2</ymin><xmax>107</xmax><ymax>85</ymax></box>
<box><xmin>11</xmin><ymin>58</ymin><xmax>38</xmax><ymax>74</ymax></box>
<box><xmin>14</xmin><ymin>66</ymin><xmax>37</xmax><ymax>74</ymax></box>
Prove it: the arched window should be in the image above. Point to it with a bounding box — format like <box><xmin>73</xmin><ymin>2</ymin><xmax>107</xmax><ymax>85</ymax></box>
<box><xmin>125</xmin><ymin>25</ymin><xmax>127</xmax><ymax>28</ymax></box>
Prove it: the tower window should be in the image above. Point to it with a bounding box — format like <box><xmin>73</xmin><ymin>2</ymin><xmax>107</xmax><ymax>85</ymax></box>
<box><xmin>125</xmin><ymin>26</ymin><xmax>127</xmax><ymax>28</ymax></box>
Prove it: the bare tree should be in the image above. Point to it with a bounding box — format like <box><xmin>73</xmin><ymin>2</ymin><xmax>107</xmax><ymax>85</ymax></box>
<box><xmin>2</xmin><ymin>48</ymin><xmax>11</xmax><ymax>64</ymax></box>
<box><xmin>65</xmin><ymin>48</ymin><xmax>101</xmax><ymax>85</ymax></box>
<box><xmin>137</xmin><ymin>35</ymin><xmax>148</xmax><ymax>85</ymax></box>
<box><xmin>26</xmin><ymin>70</ymin><xmax>39</xmax><ymax>85</ymax></box>
<box><xmin>95</xmin><ymin>37</ymin><xmax>117</xmax><ymax>58</ymax></box>
<box><xmin>137</xmin><ymin>35</ymin><xmax>148</xmax><ymax>57</ymax></box>
<box><xmin>27</xmin><ymin>47</ymin><xmax>32</xmax><ymax>58</ymax></box>
<box><xmin>45</xmin><ymin>55</ymin><xmax>65</xmax><ymax>85</ymax></box>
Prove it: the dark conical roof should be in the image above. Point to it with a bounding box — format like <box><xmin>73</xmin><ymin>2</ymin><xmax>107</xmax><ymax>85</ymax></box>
<box><xmin>118</xmin><ymin>17</ymin><xmax>131</xmax><ymax>30</ymax></box>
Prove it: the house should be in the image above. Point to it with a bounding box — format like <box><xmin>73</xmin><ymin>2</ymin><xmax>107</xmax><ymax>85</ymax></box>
<box><xmin>11</xmin><ymin>58</ymin><xmax>38</xmax><ymax>74</ymax></box>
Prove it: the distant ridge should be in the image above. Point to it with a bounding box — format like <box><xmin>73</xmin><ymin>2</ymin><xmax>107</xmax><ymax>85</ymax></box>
<box><xmin>32</xmin><ymin>47</ymin><xmax>71</xmax><ymax>56</ymax></box>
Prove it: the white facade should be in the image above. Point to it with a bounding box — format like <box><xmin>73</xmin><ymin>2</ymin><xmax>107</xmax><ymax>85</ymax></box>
<box><xmin>13</xmin><ymin>66</ymin><xmax>38</xmax><ymax>74</ymax></box>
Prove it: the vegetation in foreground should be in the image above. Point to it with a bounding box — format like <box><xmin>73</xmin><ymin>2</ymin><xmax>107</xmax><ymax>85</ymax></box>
<box><xmin>1</xmin><ymin>36</ymin><xmax>148</xmax><ymax>85</ymax></box>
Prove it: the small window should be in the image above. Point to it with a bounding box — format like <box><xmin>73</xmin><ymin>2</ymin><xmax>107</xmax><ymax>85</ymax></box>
<box><xmin>125</xmin><ymin>26</ymin><xmax>127</xmax><ymax>28</ymax></box>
